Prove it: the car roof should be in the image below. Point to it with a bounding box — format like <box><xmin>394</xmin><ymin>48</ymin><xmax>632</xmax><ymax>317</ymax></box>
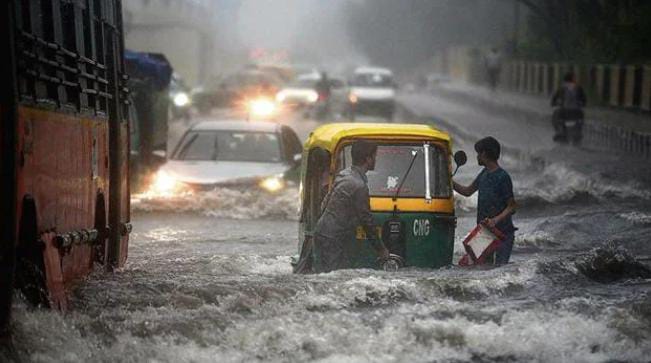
<box><xmin>190</xmin><ymin>119</ymin><xmax>281</xmax><ymax>133</ymax></box>
<box><xmin>305</xmin><ymin>122</ymin><xmax>451</xmax><ymax>153</ymax></box>
<box><xmin>354</xmin><ymin>67</ymin><xmax>393</xmax><ymax>76</ymax></box>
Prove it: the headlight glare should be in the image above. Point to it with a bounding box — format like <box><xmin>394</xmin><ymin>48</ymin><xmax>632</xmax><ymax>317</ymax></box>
<box><xmin>153</xmin><ymin>170</ymin><xmax>177</xmax><ymax>194</ymax></box>
<box><xmin>259</xmin><ymin>175</ymin><xmax>284</xmax><ymax>192</ymax></box>
<box><xmin>173</xmin><ymin>92</ymin><xmax>190</xmax><ymax>107</ymax></box>
<box><xmin>249</xmin><ymin>98</ymin><xmax>276</xmax><ymax>118</ymax></box>
<box><xmin>307</xmin><ymin>91</ymin><xmax>319</xmax><ymax>103</ymax></box>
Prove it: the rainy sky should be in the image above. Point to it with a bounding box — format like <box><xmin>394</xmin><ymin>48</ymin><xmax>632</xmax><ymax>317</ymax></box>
<box><xmin>215</xmin><ymin>0</ymin><xmax>514</xmax><ymax>73</ymax></box>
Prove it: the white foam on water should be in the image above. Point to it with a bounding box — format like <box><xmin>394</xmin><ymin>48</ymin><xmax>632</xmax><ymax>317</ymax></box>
<box><xmin>132</xmin><ymin>186</ymin><xmax>300</xmax><ymax>220</ymax></box>
<box><xmin>454</xmin><ymin>191</ymin><xmax>477</xmax><ymax>212</ymax></box>
<box><xmin>206</xmin><ymin>255</ymin><xmax>293</xmax><ymax>276</ymax></box>
<box><xmin>618</xmin><ymin>211</ymin><xmax>651</xmax><ymax>225</ymax></box>
<box><xmin>517</xmin><ymin>162</ymin><xmax>651</xmax><ymax>204</ymax></box>
<box><xmin>516</xmin><ymin>229</ymin><xmax>560</xmax><ymax>248</ymax></box>
<box><xmin>10</xmin><ymin>258</ymin><xmax>651</xmax><ymax>363</ymax></box>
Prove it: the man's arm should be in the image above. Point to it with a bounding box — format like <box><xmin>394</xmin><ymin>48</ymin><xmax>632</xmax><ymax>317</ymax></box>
<box><xmin>484</xmin><ymin>197</ymin><xmax>517</xmax><ymax>228</ymax></box>
<box><xmin>354</xmin><ymin>185</ymin><xmax>389</xmax><ymax>259</ymax></box>
<box><xmin>453</xmin><ymin>180</ymin><xmax>477</xmax><ymax>197</ymax></box>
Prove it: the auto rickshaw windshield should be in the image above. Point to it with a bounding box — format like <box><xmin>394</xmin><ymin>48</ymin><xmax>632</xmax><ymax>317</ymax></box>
<box><xmin>337</xmin><ymin>142</ymin><xmax>451</xmax><ymax>198</ymax></box>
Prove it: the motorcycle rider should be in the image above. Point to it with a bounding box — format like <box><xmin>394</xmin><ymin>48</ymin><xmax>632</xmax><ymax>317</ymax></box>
<box><xmin>313</xmin><ymin>71</ymin><xmax>332</xmax><ymax>119</ymax></box>
<box><xmin>551</xmin><ymin>72</ymin><xmax>587</xmax><ymax>142</ymax></box>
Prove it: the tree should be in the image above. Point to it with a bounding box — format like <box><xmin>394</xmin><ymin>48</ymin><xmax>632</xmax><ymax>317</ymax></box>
<box><xmin>516</xmin><ymin>0</ymin><xmax>651</xmax><ymax>63</ymax></box>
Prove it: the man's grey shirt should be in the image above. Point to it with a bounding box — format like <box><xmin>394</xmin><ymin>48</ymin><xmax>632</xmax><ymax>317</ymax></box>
<box><xmin>315</xmin><ymin>165</ymin><xmax>378</xmax><ymax>246</ymax></box>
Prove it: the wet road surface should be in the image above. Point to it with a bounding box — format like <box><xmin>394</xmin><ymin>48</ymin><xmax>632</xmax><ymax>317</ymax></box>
<box><xmin>3</xmin><ymin>93</ymin><xmax>651</xmax><ymax>362</ymax></box>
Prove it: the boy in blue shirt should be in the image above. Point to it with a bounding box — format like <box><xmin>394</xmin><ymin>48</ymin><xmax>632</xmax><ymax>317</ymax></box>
<box><xmin>453</xmin><ymin>137</ymin><xmax>517</xmax><ymax>265</ymax></box>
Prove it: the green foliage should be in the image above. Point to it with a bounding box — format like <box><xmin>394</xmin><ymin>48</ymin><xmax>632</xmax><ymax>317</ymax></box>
<box><xmin>517</xmin><ymin>0</ymin><xmax>651</xmax><ymax>63</ymax></box>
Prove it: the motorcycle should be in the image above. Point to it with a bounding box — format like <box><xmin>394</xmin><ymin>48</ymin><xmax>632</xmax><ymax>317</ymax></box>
<box><xmin>552</xmin><ymin>107</ymin><xmax>584</xmax><ymax>146</ymax></box>
<box><xmin>312</xmin><ymin>92</ymin><xmax>331</xmax><ymax>121</ymax></box>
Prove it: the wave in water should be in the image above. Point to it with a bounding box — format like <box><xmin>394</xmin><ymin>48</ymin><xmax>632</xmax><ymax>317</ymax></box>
<box><xmin>516</xmin><ymin>162</ymin><xmax>651</xmax><ymax>206</ymax></box>
<box><xmin>132</xmin><ymin>187</ymin><xmax>300</xmax><ymax>220</ymax></box>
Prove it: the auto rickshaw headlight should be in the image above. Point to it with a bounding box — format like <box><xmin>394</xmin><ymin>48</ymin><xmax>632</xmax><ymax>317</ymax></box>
<box><xmin>259</xmin><ymin>175</ymin><xmax>285</xmax><ymax>193</ymax></box>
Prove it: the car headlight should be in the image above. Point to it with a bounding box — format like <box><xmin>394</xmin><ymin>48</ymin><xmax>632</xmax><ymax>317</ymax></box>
<box><xmin>153</xmin><ymin>170</ymin><xmax>178</xmax><ymax>194</ymax></box>
<box><xmin>173</xmin><ymin>92</ymin><xmax>190</xmax><ymax>107</ymax></box>
<box><xmin>348</xmin><ymin>93</ymin><xmax>358</xmax><ymax>103</ymax></box>
<box><xmin>307</xmin><ymin>91</ymin><xmax>319</xmax><ymax>103</ymax></box>
<box><xmin>276</xmin><ymin>92</ymin><xmax>287</xmax><ymax>102</ymax></box>
<box><xmin>259</xmin><ymin>175</ymin><xmax>285</xmax><ymax>193</ymax></box>
<box><xmin>249</xmin><ymin>98</ymin><xmax>276</xmax><ymax>118</ymax></box>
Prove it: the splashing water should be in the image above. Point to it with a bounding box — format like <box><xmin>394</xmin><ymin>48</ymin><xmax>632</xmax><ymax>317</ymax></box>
<box><xmin>132</xmin><ymin>187</ymin><xmax>300</xmax><ymax>220</ymax></box>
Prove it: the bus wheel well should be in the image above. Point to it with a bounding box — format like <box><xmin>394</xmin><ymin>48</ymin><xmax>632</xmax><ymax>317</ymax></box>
<box><xmin>14</xmin><ymin>196</ymin><xmax>49</xmax><ymax>308</ymax></box>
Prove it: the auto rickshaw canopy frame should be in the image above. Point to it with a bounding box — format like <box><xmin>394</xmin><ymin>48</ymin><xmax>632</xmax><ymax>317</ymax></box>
<box><xmin>304</xmin><ymin>123</ymin><xmax>452</xmax><ymax>153</ymax></box>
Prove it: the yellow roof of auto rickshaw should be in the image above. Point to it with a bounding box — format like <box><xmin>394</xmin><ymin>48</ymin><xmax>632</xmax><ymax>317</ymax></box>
<box><xmin>305</xmin><ymin>122</ymin><xmax>451</xmax><ymax>152</ymax></box>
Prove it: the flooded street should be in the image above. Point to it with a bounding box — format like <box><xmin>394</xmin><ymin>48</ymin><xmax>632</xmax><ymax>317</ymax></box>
<box><xmin>4</xmin><ymin>1</ymin><xmax>651</xmax><ymax>362</ymax></box>
<box><xmin>4</xmin><ymin>94</ymin><xmax>651</xmax><ymax>363</ymax></box>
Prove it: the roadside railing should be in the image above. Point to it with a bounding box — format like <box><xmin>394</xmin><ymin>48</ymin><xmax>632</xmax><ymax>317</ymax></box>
<box><xmin>501</xmin><ymin>62</ymin><xmax>651</xmax><ymax>112</ymax></box>
<box><xmin>426</xmin><ymin>47</ymin><xmax>651</xmax><ymax>159</ymax></box>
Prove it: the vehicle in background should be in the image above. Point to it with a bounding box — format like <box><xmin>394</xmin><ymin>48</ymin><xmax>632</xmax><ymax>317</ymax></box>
<box><xmin>346</xmin><ymin>67</ymin><xmax>397</xmax><ymax>121</ymax></box>
<box><xmin>1</xmin><ymin>0</ymin><xmax>130</xmax><ymax>331</ymax></box>
<box><xmin>169</xmin><ymin>73</ymin><xmax>192</xmax><ymax>120</ymax></box>
<box><xmin>124</xmin><ymin>50</ymin><xmax>173</xmax><ymax>191</ymax></box>
<box><xmin>254</xmin><ymin>63</ymin><xmax>295</xmax><ymax>83</ymax></box>
<box><xmin>424</xmin><ymin>73</ymin><xmax>452</xmax><ymax>90</ymax></box>
<box><xmin>151</xmin><ymin>120</ymin><xmax>303</xmax><ymax>195</ymax></box>
<box><xmin>276</xmin><ymin>73</ymin><xmax>320</xmax><ymax>107</ymax></box>
<box><xmin>193</xmin><ymin>69</ymin><xmax>283</xmax><ymax>113</ymax></box>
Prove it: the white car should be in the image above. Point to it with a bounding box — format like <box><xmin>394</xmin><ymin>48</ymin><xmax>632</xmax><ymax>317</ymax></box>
<box><xmin>347</xmin><ymin>67</ymin><xmax>396</xmax><ymax>120</ymax></box>
<box><xmin>153</xmin><ymin>120</ymin><xmax>303</xmax><ymax>193</ymax></box>
<box><xmin>275</xmin><ymin>73</ymin><xmax>320</xmax><ymax>106</ymax></box>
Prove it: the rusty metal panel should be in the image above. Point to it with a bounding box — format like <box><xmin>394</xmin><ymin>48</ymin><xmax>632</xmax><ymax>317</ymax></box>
<box><xmin>5</xmin><ymin>0</ymin><xmax>129</xmax><ymax>313</ymax></box>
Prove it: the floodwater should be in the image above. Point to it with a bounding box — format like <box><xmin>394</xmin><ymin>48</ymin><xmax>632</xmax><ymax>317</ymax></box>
<box><xmin>3</xmin><ymin>96</ymin><xmax>651</xmax><ymax>363</ymax></box>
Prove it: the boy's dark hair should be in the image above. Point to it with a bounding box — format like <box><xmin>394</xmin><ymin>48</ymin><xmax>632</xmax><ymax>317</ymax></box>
<box><xmin>351</xmin><ymin>140</ymin><xmax>378</xmax><ymax>165</ymax></box>
<box><xmin>474</xmin><ymin>136</ymin><xmax>501</xmax><ymax>161</ymax></box>
<box><xmin>563</xmin><ymin>72</ymin><xmax>575</xmax><ymax>83</ymax></box>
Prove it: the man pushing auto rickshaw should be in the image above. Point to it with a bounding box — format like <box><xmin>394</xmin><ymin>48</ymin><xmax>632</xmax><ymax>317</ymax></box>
<box><xmin>313</xmin><ymin>140</ymin><xmax>390</xmax><ymax>272</ymax></box>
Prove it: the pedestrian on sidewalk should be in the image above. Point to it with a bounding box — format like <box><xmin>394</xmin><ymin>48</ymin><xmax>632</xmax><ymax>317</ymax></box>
<box><xmin>453</xmin><ymin>137</ymin><xmax>517</xmax><ymax>265</ymax></box>
<box><xmin>484</xmin><ymin>48</ymin><xmax>502</xmax><ymax>91</ymax></box>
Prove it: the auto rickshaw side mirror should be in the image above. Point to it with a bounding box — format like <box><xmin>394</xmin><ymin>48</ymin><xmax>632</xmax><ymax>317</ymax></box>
<box><xmin>454</xmin><ymin>150</ymin><xmax>467</xmax><ymax>167</ymax></box>
<box><xmin>452</xmin><ymin>150</ymin><xmax>467</xmax><ymax>177</ymax></box>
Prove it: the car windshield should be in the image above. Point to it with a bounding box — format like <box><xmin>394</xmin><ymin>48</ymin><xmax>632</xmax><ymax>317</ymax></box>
<box><xmin>338</xmin><ymin>143</ymin><xmax>451</xmax><ymax>198</ymax></box>
<box><xmin>288</xmin><ymin>78</ymin><xmax>317</xmax><ymax>88</ymax></box>
<box><xmin>174</xmin><ymin>131</ymin><xmax>282</xmax><ymax>163</ymax></box>
<box><xmin>352</xmin><ymin>73</ymin><xmax>393</xmax><ymax>88</ymax></box>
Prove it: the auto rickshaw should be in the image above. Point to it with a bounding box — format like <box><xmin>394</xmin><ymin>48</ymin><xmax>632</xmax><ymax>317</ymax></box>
<box><xmin>293</xmin><ymin>123</ymin><xmax>467</xmax><ymax>272</ymax></box>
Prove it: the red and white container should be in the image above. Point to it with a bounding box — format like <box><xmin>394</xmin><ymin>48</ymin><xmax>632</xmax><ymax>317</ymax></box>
<box><xmin>458</xmin><ymin>224</ymin><xmax>504</xmax><ymax>266</ymax></box>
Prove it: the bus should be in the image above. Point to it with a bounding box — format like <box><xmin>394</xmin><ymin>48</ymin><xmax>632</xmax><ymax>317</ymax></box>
<box><xmin>1</xmin><ymin>0</ymin><xmax>130</xmax><ymax>331</ymax></box>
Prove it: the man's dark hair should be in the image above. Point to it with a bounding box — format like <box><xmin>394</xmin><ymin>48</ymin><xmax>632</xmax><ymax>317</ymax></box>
<box><xmin>351</xmin><ymin>140</ymin><xmax>377</xmax><ymax>165</ymax></box>
<box><xmin>474</xmin><ymin>136</ymin><xmax>501</xmax><ymax>161</ymax></box>
<box><xmin>563</xmin><ymin>72</ymin><xmax>575</xmax><ymax>83</ymax></box>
